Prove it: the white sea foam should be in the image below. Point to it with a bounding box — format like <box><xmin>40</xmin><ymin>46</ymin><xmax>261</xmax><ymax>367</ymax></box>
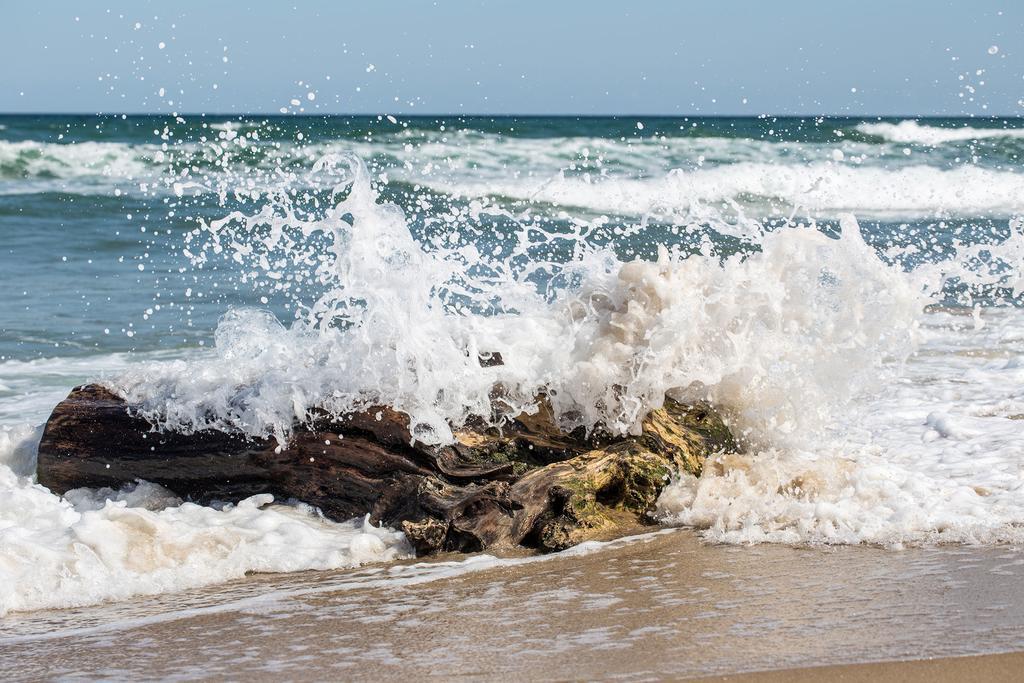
<box><xmin>327</xmin><ymin>129</ymin><xmax>1024</xmax><ymax>219</ymax></box>
<box><xmin>430</xmin><ymin>162</ymin><xmax>1024</xmax><ymax>219</ymax></box>
<box><xmin>4</xmin><ymin>128</ymin><xmax>1021</xmax><ymax>220</ymax></box>
<box><xmin>0</xmin><ymin>424</ymin><xmax>41</xmax><ymax>478</ymax></box>
<box><xmin>0</xmin><ymin>351</ymin><xmax>176</xmax><ymax>426</ymax></box>
<box><xmin>105</xmin><ymin>158</ymin><xmax>927</xmax><ymax>448</ymax></box>
<box><xmin>0</xmin><ymin>423</ymin><xmax>410</xmax><ymax>615</ymax></box>
<box><xmin>657</xmin><ymin>307</ymin><xmax>1024</xmax><ymax>546</ymax></box>
<box><xmin>0</xmin><ymin>354</ymin><xmax>409</xmax><ymax>617</ymax></box>
<box><xmin>858</xmin><ymin>120</ymin><xmax>1024</xmax><ymax>145</ymax></box>
<box><xmin>0</xmin><ymin>137</ymin><xmax>301</xmax><ymax>196</ymax></box>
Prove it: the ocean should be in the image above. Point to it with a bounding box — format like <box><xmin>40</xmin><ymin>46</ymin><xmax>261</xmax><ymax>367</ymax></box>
<box><xmin>1</xmin><ymin>114</ymin><xmax>1024</xmax><ymax>660</ymax></box>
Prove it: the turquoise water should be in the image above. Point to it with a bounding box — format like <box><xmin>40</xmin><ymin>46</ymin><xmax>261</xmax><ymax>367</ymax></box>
<box><xmin>1</xmin><ymin>115</ymin><xmax>1022</xmax><ymax>364</ymax></box>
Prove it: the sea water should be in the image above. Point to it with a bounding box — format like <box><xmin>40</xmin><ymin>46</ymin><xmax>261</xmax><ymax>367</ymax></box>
<box><xmin>1</xmin><ymin>114</ymin><xmax>1023</xmax><ymax>615</ymax></box>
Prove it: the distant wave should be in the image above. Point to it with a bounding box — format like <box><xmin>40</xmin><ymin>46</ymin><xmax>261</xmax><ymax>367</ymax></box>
<box><xmin>0</xmin><ymin>140</ymin><xmax>155</xmax><ymax>182</ymax></box>
<box><xmin>2</xmin><ymin>134</ymin><xmax>1022</xmax><ymax>220</ymax></box>
<box><xmin>857</xmin><ymin>120</ymin><xmax>1024</xmax><ymax>145</ymax></box>
<box><xmin>0</xmin><ymin>350</ymin><xmax>185</xmax><ymax>426</ymax></box>
<box><xmin>431</xmin><ymin>162</ymin><xmax>1024</xmax><ymax>219</ymax></box>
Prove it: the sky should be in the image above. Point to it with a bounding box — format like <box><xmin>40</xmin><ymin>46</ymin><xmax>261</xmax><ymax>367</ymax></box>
<box><xmin>1</xmin><ymin>1</ymin><xmax>1022</xmax><ymax>116</ymax></box>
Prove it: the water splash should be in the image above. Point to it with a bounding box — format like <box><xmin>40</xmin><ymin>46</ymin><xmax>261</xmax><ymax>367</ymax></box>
<box><xmin>101</xmin><ymin>143</ymin><xmax>1024</xmax><ymax>549</ymax></box>
<box><xmin>109</xmin><ymin>154</ymin><xmax>954</xmax><ymax>453</ymax></box>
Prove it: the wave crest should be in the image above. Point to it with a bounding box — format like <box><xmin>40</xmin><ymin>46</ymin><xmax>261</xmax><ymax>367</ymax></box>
<box><xmin>857</xmin><ymin>120</ymin><xmax>1024</xmax><ymax>145</ymax></box>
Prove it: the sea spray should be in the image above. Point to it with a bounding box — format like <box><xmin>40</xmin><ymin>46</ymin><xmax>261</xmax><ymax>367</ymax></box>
<box><xmin>107</xmin><ymin>156</ymin><xmax>928</xmax><ymax>453</ymax></box>
<box><xmin>112</xmin><ymin>147</ymin><xmax>1024</xmax><ymax>548</ymax></box>
<box><xmin>656</xmin><ymin>284</ymin><xmax>1024</xmax><ymax>545</ymax></box>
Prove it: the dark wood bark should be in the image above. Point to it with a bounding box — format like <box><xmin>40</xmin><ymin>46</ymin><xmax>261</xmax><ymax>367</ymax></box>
<box><xmin>37</xmin><ymin>384</ymin><xmax>736</xmax><ymax>554</ymax></box>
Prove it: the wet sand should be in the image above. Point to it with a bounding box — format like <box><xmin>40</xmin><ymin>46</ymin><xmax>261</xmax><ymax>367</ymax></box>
<box><xmin>3</xmin><ymin>529</ymin><xmax>1024</xmax><ymax>681</ymax></box>
<box><xmin>706</xmin><ymin>651</ymin><xmax>1024</xmax><ymax>682</ymax></box>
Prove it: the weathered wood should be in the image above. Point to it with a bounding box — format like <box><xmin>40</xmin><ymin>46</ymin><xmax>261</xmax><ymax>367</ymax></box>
<box><xmin>37</xmin><ymin>384</ymin><xmax>736</xmax><ymax>554</ymax></box>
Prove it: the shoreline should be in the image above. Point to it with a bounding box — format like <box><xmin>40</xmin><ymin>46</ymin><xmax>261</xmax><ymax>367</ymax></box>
<box><xmin>5</xmin><ymin>530</ymin><xmax>1024</xmax><ymax>681</ymax></box>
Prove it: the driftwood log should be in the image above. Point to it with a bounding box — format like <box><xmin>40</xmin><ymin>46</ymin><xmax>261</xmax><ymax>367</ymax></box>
<box><xmin>37</xmin><ymin>384</ymin><xmax>736</xmax><ymax>554</ymax></box>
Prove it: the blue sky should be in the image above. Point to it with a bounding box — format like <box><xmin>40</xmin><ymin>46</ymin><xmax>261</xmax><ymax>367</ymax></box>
<box><xmin>2</xmin><ymin>1</ymin><xmax>1022</xmax><ymax>115</ymax></box>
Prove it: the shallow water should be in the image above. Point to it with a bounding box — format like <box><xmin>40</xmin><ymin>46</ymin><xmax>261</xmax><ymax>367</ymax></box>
<box><xmin>3</xmin><ymin>530</ymin><xmax>1024</xmax><ymax>681</ymax></box>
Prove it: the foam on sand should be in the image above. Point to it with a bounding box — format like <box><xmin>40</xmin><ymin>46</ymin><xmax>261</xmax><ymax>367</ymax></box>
<box><xmin>0</xmin><ymin>422</ymin><xmax>410</xmax><ymax>616</ymax></box>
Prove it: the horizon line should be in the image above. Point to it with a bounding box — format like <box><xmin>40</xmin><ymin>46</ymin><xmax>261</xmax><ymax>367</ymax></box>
<box><xmin>1</xmin><ymin>111</ymin><xmax>1022</xmax><ymax>120</ymax></box>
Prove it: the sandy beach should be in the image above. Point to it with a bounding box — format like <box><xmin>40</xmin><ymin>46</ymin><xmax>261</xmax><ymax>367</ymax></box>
<box><xmin>3</xmin><ymin>529</ymin><xmax>1024</xmax><ymax>680</ymax></box>
<box><xmin>708</xmin><ymin>651</ymin><xmax>1024</xmax><ymax>682</ymax></box>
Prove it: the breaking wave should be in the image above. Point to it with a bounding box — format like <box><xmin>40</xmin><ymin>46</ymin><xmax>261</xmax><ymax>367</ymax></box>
<box><xmin>103</xmin><ymin>154</ymin><xmax>1024</xmax><ymax>550</ymax></box>
<box><xmin>857</xmin><ymin>120</ymin><xmax>1024</xmax><ymax>145</ymax></box>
